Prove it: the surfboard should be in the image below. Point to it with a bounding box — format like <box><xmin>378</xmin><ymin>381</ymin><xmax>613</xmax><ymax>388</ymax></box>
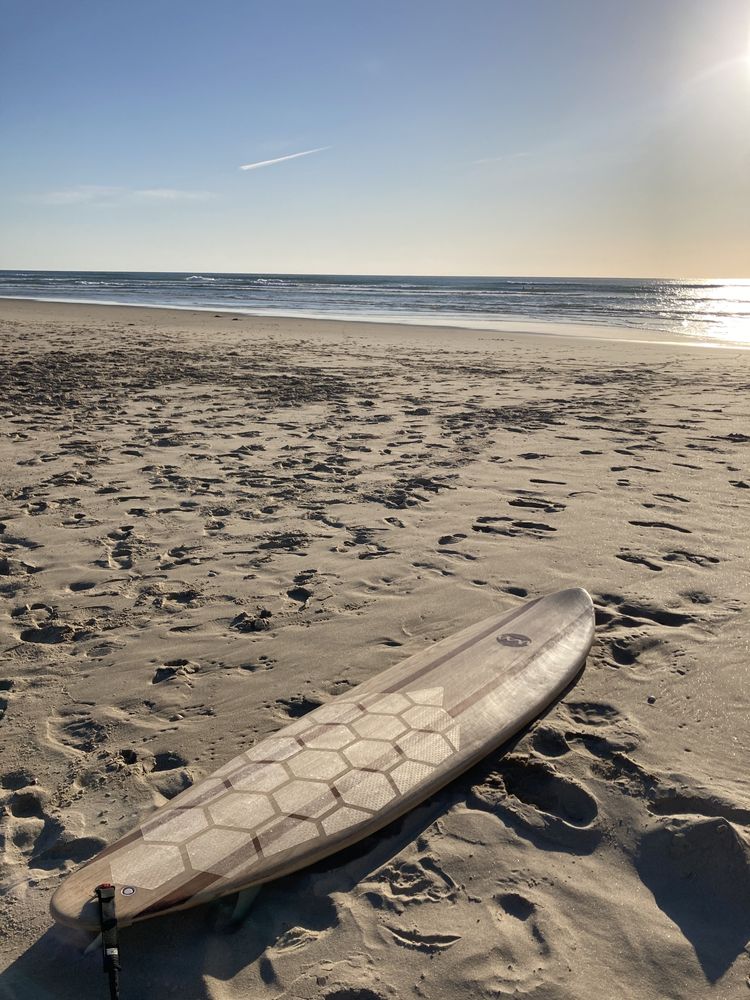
<box><xmin>51</xmin><ymin>587</ymin><xmax>594</xmax><ymax>931</ymax></box>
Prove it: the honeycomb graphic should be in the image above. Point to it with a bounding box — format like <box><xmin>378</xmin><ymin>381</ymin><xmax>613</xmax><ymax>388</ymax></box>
<box><xmin>111</xmin><ymin>687</ymin><xmax>460</xmax><ymax>890</ymax></box>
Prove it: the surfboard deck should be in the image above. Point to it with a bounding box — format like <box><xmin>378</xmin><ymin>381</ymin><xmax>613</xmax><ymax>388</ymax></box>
<box><xmin>51</xmin><ymin>588</ymin><xmax>594</xmax><ymax>931</ymax></box>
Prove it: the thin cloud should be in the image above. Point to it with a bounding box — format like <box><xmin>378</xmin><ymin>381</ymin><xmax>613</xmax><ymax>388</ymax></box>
<box><xmin>38</xmin><ymin>185</ymin><xmax>121</xmax><ymax>205</ymax></box>
<box><xmin>132</xmin><ymin>188</ymin><xmax>214</xmax><ymax>201</ymax></box>
<box><xmin>239</xmin><ymin>146</ymin><xmax>330</xmax><ymax>171</ymax></box>
<box><xmin>33</xmin><ymin>186</ymin><xmax>215</xmax><ymax>206</ymax></box>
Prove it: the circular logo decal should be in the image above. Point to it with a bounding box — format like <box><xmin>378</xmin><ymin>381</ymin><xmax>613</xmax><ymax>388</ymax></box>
<box><xmin>121</xmin><ymin>886</ymin><xmax>136</xmax><ymax>896</ymax></box>
<box><xmin>497</xmin><ymin>633</ymin><xmax>531</xmax><ymax>647</ymax></box>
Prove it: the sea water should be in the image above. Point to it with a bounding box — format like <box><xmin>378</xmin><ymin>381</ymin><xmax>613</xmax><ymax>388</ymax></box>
<box><xmin>1</xmin><ymin>271</ymin><xmax>749</xmax><ymax>347</ymax></box>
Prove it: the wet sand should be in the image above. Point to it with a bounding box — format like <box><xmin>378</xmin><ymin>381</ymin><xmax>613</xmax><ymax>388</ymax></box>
<box><xmin>1</xmin><ymin>298</ymin><xmax>749</xmax><ymax>999</ymax></box>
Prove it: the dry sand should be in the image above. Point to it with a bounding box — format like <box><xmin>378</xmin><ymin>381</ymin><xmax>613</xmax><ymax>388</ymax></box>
<box><xmin>1</xmin><ymin>298</ymin><xmax>749</xmax><ymax>999</ymax></box>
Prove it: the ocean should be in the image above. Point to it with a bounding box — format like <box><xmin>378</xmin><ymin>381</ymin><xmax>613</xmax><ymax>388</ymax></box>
<box><xmin>1</xmin><ymin>271</ymin><xmax>749</xmax><ymax>347</ymax></box>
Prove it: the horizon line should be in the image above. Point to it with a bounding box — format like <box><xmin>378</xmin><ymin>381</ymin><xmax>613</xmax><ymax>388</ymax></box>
<box><xmin>0</xmin><ymin>267</ymin><xmax>746</xmax><ymax>283</ymax></box>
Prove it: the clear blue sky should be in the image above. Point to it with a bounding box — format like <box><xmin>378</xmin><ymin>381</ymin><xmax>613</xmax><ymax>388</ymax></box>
<box><xmin>1</xmin><ymin>0</ymin><xmax>749</xmax><ymax>277</ymax></box>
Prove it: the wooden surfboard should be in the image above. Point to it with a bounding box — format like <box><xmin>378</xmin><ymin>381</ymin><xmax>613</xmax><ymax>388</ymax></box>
<box><xmin>51</xmin><ymin>588</ymin><xmax>594</xmax><ymax>931</ymax></box>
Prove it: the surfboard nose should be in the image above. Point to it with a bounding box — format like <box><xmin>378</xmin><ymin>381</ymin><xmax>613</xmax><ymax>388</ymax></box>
<box><xmin>557</xmin><ymin>586</ymin><xmax>593</xmax><ymax>605</ymax></box>
<box><xmin>556</xmin><ymin>587</ymin><xmax>595</xmax><ymax>647</ymax></box>
<box><xmin>550</xmin><ymin>587</ymin><xmax>594</xmax><ymax>616</ymax></box>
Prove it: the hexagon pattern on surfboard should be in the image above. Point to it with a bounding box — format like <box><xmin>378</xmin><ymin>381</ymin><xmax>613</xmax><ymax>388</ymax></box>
<box><xmin>108</xmin><ymin>687</ymin><xmax>460</xmax><ymax>891</ymax></box>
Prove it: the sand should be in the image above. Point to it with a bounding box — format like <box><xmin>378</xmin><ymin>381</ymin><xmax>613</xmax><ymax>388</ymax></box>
<box><xmin>0</xmin><ymin>298</ymin><xmax>749</xmax><ymax>999</ymax></box>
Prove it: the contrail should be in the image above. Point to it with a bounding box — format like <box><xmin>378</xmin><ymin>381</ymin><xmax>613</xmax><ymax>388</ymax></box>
<box><xmin>240</xmin><ymin>146</ymin><xmax>330</xmax><ymax>171</ymax></box>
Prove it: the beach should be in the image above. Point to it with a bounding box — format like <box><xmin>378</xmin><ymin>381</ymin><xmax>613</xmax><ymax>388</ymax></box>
<box><xmin>1</xmin><ymin>297</ymin><xmax>749</xmax><ymax>998</ymax></box>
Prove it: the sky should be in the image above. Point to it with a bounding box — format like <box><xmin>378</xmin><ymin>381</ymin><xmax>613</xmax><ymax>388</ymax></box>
<box><xmin>1</xmin><ymin>0</ymin><xmax>749</xmax><ymax>278</ymax></box>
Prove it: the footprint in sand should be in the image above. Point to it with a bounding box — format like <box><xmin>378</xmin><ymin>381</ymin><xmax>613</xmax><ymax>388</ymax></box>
<box><xmin>565</xmin><ymin>701</ymin><xmax>622</xmax><ymax>726</ymax></box>
<box><xmin>102</xmin><ymin>526</ymin><xmax>135</xmax><ymax>569</ymax></box>
<box><xmin>437</xmin><ymin>532</ymin><xmax>466</xmax><ymax>545</ymax></box>
<box><xmin>615</xmin><ymin>550</ymin><xmax>663</xmax><ymax>572</ymax></box>
<box><xmin>593</xmin><ymin>595</ymin><xmax>699</xmax><ymax>676</ymax></box>
<box><xmin>496</xmin><ymin>891</ymin><xmax>535</xmax><ymax>921</ymax></box>
<box><xmin>151</xmin><ymin>659</ymin><xmax>198</xmax><ymax>684</ymax></box>
<box><xmin>146</xmin><ymin>752</ymin><xmax>192</xmax><ymax>798</ymax></box>
<box><xmin>1</xmin><ymin>779</ymin><xmax>105</xmax><ymax>867</ymax></box>
<box><xmin>275</xmin><ymin>694</ymin><xmax>323</xmax><ymax>719</ymax></box>
<box><xmin>471</xmin><ymin>754</ymin><xmax>600</xmax><ymax>852</ymax></box>
<box><xmin>530</xmin><ymin>726</ymin><xmax>570</xmax><ymax>757</ymax></box>
<box><xmin>629</xmin><ymin>519</ymin><xmax>691</xmax><ymax>534</ymax></box>
<box><xmin>365</xmin><ymin>856</ymin><xmax>458</xmax><ymax>912</ymax></box>
<box><xmin>1</xmin><ymin>766</ymin><xmax>36</xmax><ymax>791</ymax></box>
<box><xmin>491</xmin><ymin>888</ymin><xmax>557</xmax><ymax>972</ymax></box>
<box><xmin>286</xmin><ymin>584</ymin><xmax>313</xmax><ymax>605</ymax></box>
<box><xmin>662</xmin><ymin>548</ymin><xmax>720</xmax><ymax>567</ymax></box>
<box><xmin>47</xmin><ymin>710</ymin><xmax>107</xmax><ymax>753</ymax></box>
<box><xmin>508</xmin><ymin>496</ymin><xmax>566</xmax><ymax>514</ymax></box>
<box><xmin>19</xmin><ymin>622</ymin><xmax>85</xmax><ymax>644</ymax></box>
<box><xmin>473</xmin><ymin>516</ymin><xmax>557</xmax><ymax>539</ymax></box>
<box><xmin>0</xmin><ymin>556</ymin><xmax>40</xmax><ymax>580</ymax></box>
<box><xmin>160</xmin><ymin>544</ymin><xmax>205</xmax><ymax>568</ymax></box>
<box><xmin>498</xmin><ymin>757</ymin><xmax>598</xmax><ymax>827</ymax></box>
<box><xmin>384</xmin><ymin>924</ymin><xmax>461</xmax><ymax>953</ymax></box>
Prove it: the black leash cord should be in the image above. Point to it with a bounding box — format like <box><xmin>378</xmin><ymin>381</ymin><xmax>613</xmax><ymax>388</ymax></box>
<box><xmin>95</xmin><ymin>884</ymin><xmax>121</xmax><ymax>1000</ymax></box>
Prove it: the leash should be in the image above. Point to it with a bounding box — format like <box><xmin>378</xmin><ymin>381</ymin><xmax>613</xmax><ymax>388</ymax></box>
<box><xmin>95</xmin><ymin>884</ymin><xmax>121</xmax><ymax>1000</ymax></box>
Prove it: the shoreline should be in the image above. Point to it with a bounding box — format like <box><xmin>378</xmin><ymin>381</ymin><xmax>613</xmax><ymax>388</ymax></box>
<box><xmin>1</xmin><ymin>295</ymin><xmax>746</xmax><ymax>352</ymax></box>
